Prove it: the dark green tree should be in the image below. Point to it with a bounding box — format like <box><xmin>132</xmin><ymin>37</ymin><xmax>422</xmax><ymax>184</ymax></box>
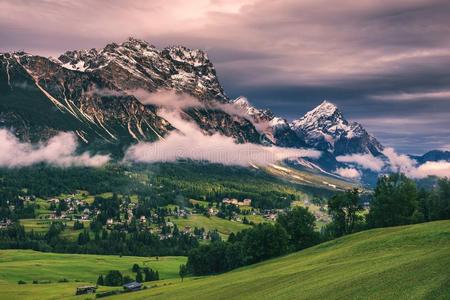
<box><xmin>367</xmin><ymin>173</ymin><xmax>423</xmax><ymax>228</ymax></box>
<box><xmin>104</xmin><ymin>270</ymin><xmax>123</xmax><ymax>286</ymax></box>
<box><xmin>135</xmin><ymin>270</ymin><xmax>143</xmax><ymax>283</ymax></box>
<box><xmin>96</xmin><ymin>275</ymin><xmax>104</xmax><ymax>286</ymax></box>
<box><xmin>123</xmin><ymin>275</ymin><xmax>133</xmax><ymax>284</ymax></box>
<box><xmin>239</xmin><ymin>223</ymin><xmax>289</xmax><ymax>264</ymax></box>
<box><xmin>132</xmin><ymin>263</ymin><xmax>140</xmax><ymax>273</ymax></box>
<box><xmin>277</xmin><ymin>206</ymin><xmax>319</xmax><ymax>250</ymax></box>
<box><xmin>326</xmin><ymin>189</ymin><xmax>364</xmax><ymax>237</ymax></box>
<box><xmin>179</xmin><ymin>264</ymin><xmax>188</xmax><ymax>282</ymax></box>
<box><xmin>77</xmin><ymin>229</ymin><xmax>91</xmax><ymax>245</ymax></box>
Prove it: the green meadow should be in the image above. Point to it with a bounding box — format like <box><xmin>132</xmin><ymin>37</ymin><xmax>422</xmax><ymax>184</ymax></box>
<box><xmin>1</xmin><ymin>221</ymin><xmax>449</xmax><ymax>299</ymax></box>
<box><xmin>111</xmin><ymin>220</ymin><xmax>450</xmax><ymax>300</ymax></box>
<box><xmin>170</xmin><ymin>215</ymin><xmax>251</xmax><ymax>238</ymax></box>
<box><xmin>0</xmin><ymin>250</ymin><xmax>186</xmax><ymax>300</ymax></box>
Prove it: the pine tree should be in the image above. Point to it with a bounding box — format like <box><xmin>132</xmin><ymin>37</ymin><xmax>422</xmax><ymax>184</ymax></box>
<box><xmin>132</xmin><ymin>263</ymin><xmax>140</xmax><ymax>273</ymax></box>
<box><xmin>135</xmin><ymin>270</ymin><xmax>143</xmax><ymax>283</ymax></box>
<box><xmin>96</xmin><ymin>275</ymin><xmax>104</xmax><ymax>286</ymax></box>
<box><xmin>179</xmin><ymin>264</ymin><xmax>188</xmax><ymax>282</ymax></box>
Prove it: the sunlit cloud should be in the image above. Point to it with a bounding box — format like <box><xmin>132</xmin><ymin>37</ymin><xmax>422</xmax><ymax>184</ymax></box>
<box><xmin>0</xmin><ymin>129</ymin><xmax>110</xmax><ymax>168</ymax></box>
<box><xmin>335</xmin><ymin>167</ymin><xmax>361</xmax><ymax>179</ymax></box>
<box><xmin>336</xmin><ymin>153</ymin><xmax>385</xmax><ymax>172</ymax></box>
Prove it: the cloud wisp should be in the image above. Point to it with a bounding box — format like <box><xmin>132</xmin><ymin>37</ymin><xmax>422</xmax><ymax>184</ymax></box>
<box><xmin>132</xmin><ymin>89</ymin><xmax>203</xmax><ymax>110</ymax></box>
<box><xmin>369</xmin><ymin>90</ymin><xmax>450</xmax><ymax>101</ymax></box>
<box><xmin>0</xmin><ymin>130</ymin><xmax>110</xmax><ymax>168</ymax></box>
<box><xmin>124</xmin><ymin>90</ymin><xmax>320</xmax><ymax>166</ymax></box>
<box><xmin>336</xmin><ymin>153</ymin><xmax>385</xmax><ymax>172</ymax></box>
<box><xmin>335</xmin><ymin>167</ymin><xmax>361</xmax><ymax>179</ymax></box>
<box><xmin>337</xmin><ymin>147</ymin><xmax>450</xmax><ymax>179</ymax></box>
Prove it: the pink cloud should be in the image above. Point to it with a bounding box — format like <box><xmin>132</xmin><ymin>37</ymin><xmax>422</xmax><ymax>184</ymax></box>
<box><xmin>0</xmin><ymin>129</ymin><xmax>110</xmax><ymax>168</ymax></box>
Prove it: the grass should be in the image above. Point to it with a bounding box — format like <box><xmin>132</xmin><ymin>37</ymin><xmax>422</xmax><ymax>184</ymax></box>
<box><xmin>2</xmin><ymin>221</ymin><xmax>449</xmax><ymax>299</ymax></box>
<box><xmin>20</xmin><ymin>219</ymin><xmax>86</xmax><ymax>241</ymax></box>
<box><xmin>0</xmin><ymin>250</ymin><xmax>186</xmax><ymax>283</ymax></box>
<box><xmin>242</xmin><ymin>214</ymin><xmax>267</xmax><ymax>224</ymax></box>
<box><xmin>0</xmin><ymin>250</ymin><xmax>186</xmax><ymax>299</ymax></box>
<box><xmin>107</xmin><ymin>220</ymin><xmax>450</xmax><ymax>300</ymax></box>
<box><xmin>170</xmin><ymin>215</ymin><xmax>250</xmax><ymax>238</ymax></box>
<box><xmin>20</xmin><ymin>219</ymin><xmax>54</xmax><ymax>233</ymax></box>
<box><xmin>189</xmin><ymin>199</ymin><xmax>209</xmax><ymax>207</ymax></box>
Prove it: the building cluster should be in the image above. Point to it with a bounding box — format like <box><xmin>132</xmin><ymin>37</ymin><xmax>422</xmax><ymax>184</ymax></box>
<box><xmin>0</xmin><ymin>219</ymin><xmax>12</xmax><ymax>229</ymax></box>
<box><xmin>48</xmin><ymin>196</ymin><xmax>90</xmax><ymax>221</ymax></box>
<box><xmin>222</xmin><ymin>198</ymin><xmax>252</xmax><ymax>206</ymax></box>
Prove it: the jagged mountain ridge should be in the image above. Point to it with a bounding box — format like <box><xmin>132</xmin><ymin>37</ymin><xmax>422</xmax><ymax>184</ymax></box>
<box><xmin>231</xmin><ymin>97</ymin><xmax>304</xmax><ymax>147</ymax></box>
<box><xmin>0</xmin><ymin>38</ymin><xmax>262</xmax><ymax>154</ymax></box>
<box><xmin>1</xmin><ymin>37</ymin><xmax>384</xmax><ymax>177</ymax></box>
<box><xmin>57</xmin><ymin>38</ymin><xmax>227</xmax><ymax>102</ymax></box>
<box><xmin>230</xmin><ymin>98</ymin><xmax>383</xmax><ymax>157</ymax></box>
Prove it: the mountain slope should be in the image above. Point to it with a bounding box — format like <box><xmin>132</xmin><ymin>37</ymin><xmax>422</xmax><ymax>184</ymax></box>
<box><xmin>412</xmin><ymin>150</ymin><xmax>450</xmax><ymax>164</ymax></box>
<box><xmin>0</xmin><ymin>38</ymin><xmax>261</xmax><ymax>155</ymax></box>
<box><xmin>111</xmin><ymin>220</ymin><xmax>450</xmax><ymax>300</ymax></box>
<box><xmin>1</xmin><ymin>38</ymin><xmax>384</xmax><ymax>161</ymax></box>
<box><xmin>231</xmin><ymin>97</ymin><xmax>306</xmax><ymax>147</ymax></box>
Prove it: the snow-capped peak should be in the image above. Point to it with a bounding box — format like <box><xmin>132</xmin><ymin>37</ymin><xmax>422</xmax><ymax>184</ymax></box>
<box><xmin>231</xmin><ymin>97</ymin><xmax>276</xmax><ymax>120</ymax></box>
<box><xmin>164</xmin><ymin>45</ymin><xmax>209</xmax><ymax>67</ymax></box>
<box><xmin>291</xmin><ymin>100</ymin><xmax>342</xmax><ymax>130</ymax></box>
<box><xmin>310</xmin><ymin>100</ymin><xmax>338</xmax><ymax>115</ymax></box>
<box><xmin>290</xmin><ymin>100</ymin><xmax>383</xmax><ymax>155</ymax></box>
<box><xmin>53</xmin><ymin>37</ymin><xmax>227</xmax><ymax>101</ymax></box>
<box><xmin>292</xmin><ymin>100</ymin><xmax>342</xmax><ymax>128</ymax></box>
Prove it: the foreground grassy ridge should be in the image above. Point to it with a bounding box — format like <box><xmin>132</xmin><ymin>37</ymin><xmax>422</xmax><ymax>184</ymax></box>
<box><xmin>0</xmin><ymin>250</ymin><xmax>186</xmax><ymax>299</ymax></box>
<box><xmin>110</xmin><ymin>221</ymin><xmax>450</xmax><ymax>300</ymax></box>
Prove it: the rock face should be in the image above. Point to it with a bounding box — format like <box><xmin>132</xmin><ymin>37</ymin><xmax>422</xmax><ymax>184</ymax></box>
<box><xmin>231</xmin><ymin>97</ymin><xmax>306</xmax><ymax>147</ymax></box>
<box><xmin>0</xmin><ymin>38</ymin><xmax>260</xmax><ymax>155</ymax></box>
<box><xmin>57</xmin><ymin>38</ymin><xmax>227</xmax><ymax>102</ymax></box>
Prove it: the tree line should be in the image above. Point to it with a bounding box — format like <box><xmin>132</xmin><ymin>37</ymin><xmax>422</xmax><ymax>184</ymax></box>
<box><xmin>97</xmin><ymin>264</ymin><xmax>159</xmax><ymax>287</ymax></box>
<box><xmin>324</xmin><ymin>174</ymin><xmax>450</xmax><ymax>239</ymax></box>
<box><xmin>185</xmin><ymin>174</ymin><xmax>450</xmax><ymax>276</ymax></box>
<box><xmin>186</xmin><ymin>206</ymin><xmax>319</xmax><ymax>275</ymax></box>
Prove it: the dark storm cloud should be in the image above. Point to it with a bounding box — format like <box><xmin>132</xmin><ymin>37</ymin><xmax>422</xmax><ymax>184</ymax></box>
<box><xmin>0</xmin><ymin>0</ymin><xmax>449</xmax><ymax>154</ymax></box>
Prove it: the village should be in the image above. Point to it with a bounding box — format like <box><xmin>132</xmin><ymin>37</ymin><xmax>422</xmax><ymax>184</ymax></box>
<box><xmin>0</xmin><ymin>192</ymin><xmax>331</xmax><ymax>241</ymax></box>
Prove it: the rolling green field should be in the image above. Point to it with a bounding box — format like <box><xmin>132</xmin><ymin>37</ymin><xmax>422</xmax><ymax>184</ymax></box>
<box><xmin>1</xmin><ymin>221</ymin><xmax>449</xmax><ymax>299</ymax></box>
<box><xmin>0</xmin><ymin>250</ymin><xmax>186</xmax><ymax>300</ymax></box>
<box><xmin>109</xmin><ymin>220</ymin><xmax>450</xmax><ymax>300</ymax></box>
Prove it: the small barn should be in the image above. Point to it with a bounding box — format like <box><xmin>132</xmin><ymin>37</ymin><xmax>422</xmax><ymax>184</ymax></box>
<box><xmin>123</xmin><ymin>281</ymin><xmax>143</xmax><ymax>292</ymax></box>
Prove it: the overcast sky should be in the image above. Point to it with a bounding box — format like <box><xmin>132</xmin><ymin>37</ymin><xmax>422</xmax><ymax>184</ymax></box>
<box><xmin>1</xmin><ymin>0</ymin><xmax>449</xmax><ymax>154</ymax></box>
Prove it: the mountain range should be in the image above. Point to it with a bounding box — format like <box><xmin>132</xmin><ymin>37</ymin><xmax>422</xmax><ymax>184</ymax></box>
<box><xmin>0</xmin><ymin>37</ymin><xmax>447</xmax><ymax>182</ymax></box>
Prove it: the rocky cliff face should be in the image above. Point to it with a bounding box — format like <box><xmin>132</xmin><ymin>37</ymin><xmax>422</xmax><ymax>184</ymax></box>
<box><xmin>0</xmin><ymin>38</ymin><xmax>261</xmax><ymax>155</ymax></box>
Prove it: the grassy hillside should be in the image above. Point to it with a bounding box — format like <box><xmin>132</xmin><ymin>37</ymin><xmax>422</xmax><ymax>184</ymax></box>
<box><xmin>0</xmin><ymin>250</ymin><xmax>186</xmax><ymax>299</ymax></box>
<box><xmin>110</xmin><ymin>221</ymin><xmax>450</xmax><ymax>300</ymax></box>
<box><xmin>171</xmin><ymin>215</ymin><xmax>251</xmax><ymax>239</ymax></box>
